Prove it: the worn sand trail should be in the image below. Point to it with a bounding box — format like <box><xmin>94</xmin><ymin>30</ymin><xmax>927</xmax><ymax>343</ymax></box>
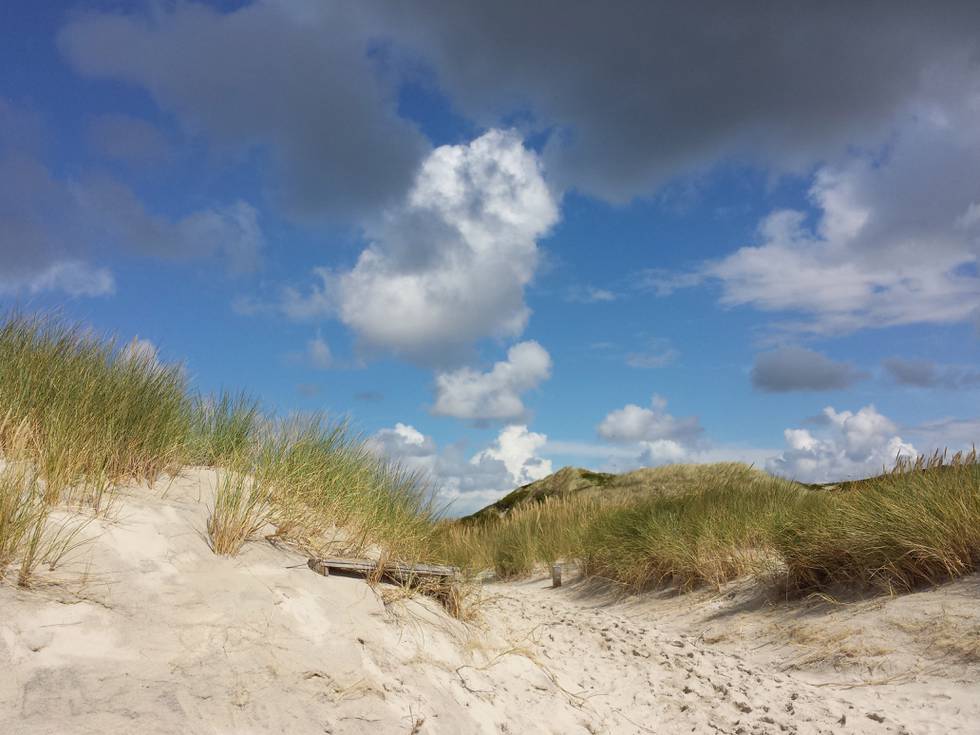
<box><xmin>1</xmin><ymin>470</ymin><xmax>978</xmax><ymax>734</ymax></box>
<box><xmin>479</xmin><ymin>576</ymin><xmax>980</xmax><ymax>734</ymax></box>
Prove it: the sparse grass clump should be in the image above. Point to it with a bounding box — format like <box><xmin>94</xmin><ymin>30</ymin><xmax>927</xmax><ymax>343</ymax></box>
<box><xmin>0</xmin><ymin>461</ymin><xmax>88</xmax><ymax>586</ymax></box>
<box><xmin>207</xmin><ymin>467</ymin><xmax>273</xmax><ymax>556</ymax></box>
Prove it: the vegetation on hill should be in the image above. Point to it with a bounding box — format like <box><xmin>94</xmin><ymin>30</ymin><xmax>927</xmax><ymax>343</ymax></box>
<box><xmin>0</xmin><ymin>312</ymin><xmax>435</xmax><ymax>586</ymax></box>
<box><xmin>436</xmin><ymin>451</ymin><xmax>980</xmax><ymax>596</ymax></box>
<box><xmin>1</xmin><ymin>310</ymin><xmax>978</xmax><ymax>610</ymax></box>
<box><xmin>461</xmin><ymin>462</ymin><xmax>786</xmax><ymax>523</ymax></box>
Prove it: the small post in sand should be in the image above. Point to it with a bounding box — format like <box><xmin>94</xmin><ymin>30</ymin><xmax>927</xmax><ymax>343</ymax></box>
<box><xmin>551</xmin><ymin>563</ymin><xmax>562</xmax><ymax>588</ymax></box>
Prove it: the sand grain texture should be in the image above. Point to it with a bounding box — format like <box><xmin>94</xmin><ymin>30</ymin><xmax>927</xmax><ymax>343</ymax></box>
<box><xmin>2</xmin><ymin>470</ymin><xmax>978</xmax><ymax>734</ymax></box>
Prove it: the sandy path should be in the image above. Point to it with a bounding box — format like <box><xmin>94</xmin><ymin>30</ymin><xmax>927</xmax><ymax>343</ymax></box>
<box><xmin>1</xmin><ymin>471</ymin><xmax>978</xmax><ymax>734</ymax></box>
<box><xmin>478</xmin><ymin>577</ymin><xmax>979</xmax><ymax>734</ymax></box>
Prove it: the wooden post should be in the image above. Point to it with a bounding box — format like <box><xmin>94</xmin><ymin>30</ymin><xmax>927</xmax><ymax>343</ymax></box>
<box><xmin>551</xmin><ymin>563</ymin><xmax>562</xmax><ymax>588</ymax></box>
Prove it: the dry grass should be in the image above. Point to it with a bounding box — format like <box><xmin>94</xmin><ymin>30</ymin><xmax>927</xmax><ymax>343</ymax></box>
<box><xmin>438</xmin><ymin>453</ymin><xmax>980</xmax><ymax>602</ymax></box>
<box><xmin>889</xmin><ymin>610</ymin><xmax>980</xmax><ymax>665</ymax></box>
<box><xmin>439</xmin><ymin>465</ymin><xmax>808</xmax><ymax>590</ymax></box>
<box><xmin>775</xmin><ymin>452</ymin><xmax>980</xmax><ymax>592</ymax></box>
<box><xmin>0</xmin><ymin>461</ymin><xmax>88</xmax><ymax>587</ymax></box>
<box><xmin>4</xmin><ymin>309</ymin><xmax>979</xmax><ymax>621</ymax></box>
<box><xmin>207</xmin><ymin>468</ymin><xmax>273</xmax><ymax>556</ymax></box>
<box><xmin>780</xmin><ymin>623</ymin><xmax>893</xmax><ymax>672</ymax></box>
<box><xmin>0</xmin><ymin>311</ymin><xmax>439</xmax><ymax>588</ymax></box>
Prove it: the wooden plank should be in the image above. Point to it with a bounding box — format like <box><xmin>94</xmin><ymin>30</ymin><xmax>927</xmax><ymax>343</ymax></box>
<box><xmin>307</xmin><ymin>557</ymin><xmax>459</xmax><ymax>581</ymax></box>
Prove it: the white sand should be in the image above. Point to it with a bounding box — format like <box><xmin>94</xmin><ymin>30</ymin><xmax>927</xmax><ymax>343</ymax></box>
<box><xmin>2</xmin><ymin>469</ymin><xmax>978</xmax><ymax>734</ymax></box>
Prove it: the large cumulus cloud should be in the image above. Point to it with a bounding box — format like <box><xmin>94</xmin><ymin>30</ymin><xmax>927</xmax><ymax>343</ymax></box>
<box><xmin>281</xmin><ymin>129</ymin><xmax>559</xmax><ymax>362</ymax></box>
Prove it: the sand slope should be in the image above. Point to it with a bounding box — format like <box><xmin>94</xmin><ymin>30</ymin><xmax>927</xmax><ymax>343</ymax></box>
<box><xmin>2</xmin><ymin>470</ymin><xmax>978</xmax><ymax>734</ymax></box>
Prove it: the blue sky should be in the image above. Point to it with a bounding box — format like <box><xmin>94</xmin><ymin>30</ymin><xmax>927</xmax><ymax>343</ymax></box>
<box><xmin>3</xmin><ymin>1</ymin><xmax>979</xmax><ymax>513</ymax></box>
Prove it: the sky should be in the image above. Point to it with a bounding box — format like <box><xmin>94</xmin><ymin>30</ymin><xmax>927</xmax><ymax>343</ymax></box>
<box><xmin>2</xmin><ymin>1</ymin><xmax>980</xmax><ymax>514</ymax></box>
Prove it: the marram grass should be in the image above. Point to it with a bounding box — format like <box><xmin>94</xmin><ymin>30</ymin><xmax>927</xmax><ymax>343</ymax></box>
<box><xmin>775</xmin><ymin>452</ymin><xmax>980</xmax><ymax>592</ymax></box>
<box><xmin>0</xmin><ymin>312</ymin><xmax>190</xmax><ymax>502</ymax></box>
<box><xmin>436</xmin><ymin>454</ymin><xmax>980</xmax><ymax>597</ymax></box>
<box><xmin>0</xmin><ymin>312</ymin><xmax>436</xmax><ymax>576</ymax></box>
<box><xmin>2</xmin><ymin>310</ymin><xmax>979</xmax><ymax>607</ymax></box>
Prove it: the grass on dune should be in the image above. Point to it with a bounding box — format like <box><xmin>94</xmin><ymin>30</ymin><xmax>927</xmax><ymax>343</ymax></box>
<box><xmin>581</xmin><ymin>473</ymin><xmax>812</xmax><ymax>590</ymax></box>
<box><xmin>0</xmin><ymin>313</ymin><xmax>190</xmax><ymax>506</ymax></box>
<box><xmin>3</xmin><ymin>309</ymin><xmax>979</xmax><ymax>609</ymax></box>
<box><xmin>437</xmin><ymin>454</ymin><xmax>980</xmax><ymax>597</ymax></box>
<box><xmin>775</xmin><ymin>450</ymin><xmax>980</xmax><ymax>592</ymax></box>
<box><xmin>0</xmin><ymin>312</ymin><xmax>437</xmax><ymax>581</ymax></box>
<box><xmin>0</xmin><ymin>448</ymin><xmax>90</xmax><ymax>587</ymax></box>
<box><xmin>241</xmin><ymin>415</ymin><xmax>437</xmax><ymax>562</ymax></box>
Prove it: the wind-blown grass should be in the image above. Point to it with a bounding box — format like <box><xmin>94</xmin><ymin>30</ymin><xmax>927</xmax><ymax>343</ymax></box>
<box><xmin>0</xmin><ymin>313</ymin><xmax>190</xmax><ymax>505</ymax></box>
<box><xmin>437</xmin><ymin>454</ymin><xmax>980</xmax><ymax>597</ymax></box>
<box><xmin>5</xmin><ymin>309</ymin><xmax>978</xmax><ymax>610</ymax></box>
<box><xmin>187</xmin><ymin>391</ymin><xmax>261</xmax><ymax>467</ymax></box>
<box><xmin>0</xmin><ymin>460</ymin><xmax>89</xmax><ymax>587</ymax></box>
<box><xmin>775</xmin><ymin>451</ymin><xmax>980</xmax><ymax>592</ymax></box>
<box><xmin>252</xmin><ymin>416</ymin><xmax>437</xmax><ymax>562</ymax></box>
<box><xmin>0</xmin><ymin>312</ymin><xmax>437</xmax><ymax>572</ymax></box>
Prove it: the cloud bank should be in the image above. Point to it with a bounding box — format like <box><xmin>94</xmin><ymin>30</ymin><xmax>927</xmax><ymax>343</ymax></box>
<box><xmin>378</xmin><ymin>1</ymin><xmax>980</xmax><ymax>202</ymax></box>
<box><xmin>767</xmin><ymin>405</ymin><xmax>916</xmax><ymax>482</ymax></box>
<box><xmin>368</xmin><ymin>422</ymin><xmax>552</xmax><ymax>514</ymax></box>
<box><xmin>60</xmin><ymin>2</ymin><xmax>427</xmax><ymax>222</ymax></box>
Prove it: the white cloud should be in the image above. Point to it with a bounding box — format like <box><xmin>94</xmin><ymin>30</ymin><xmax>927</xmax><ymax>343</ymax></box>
<box><xmin>766</xmin><ymin>405</ymin><xmax>916</xmax><ymax>482</ymax></box>
<box><xmin>694</xmin><ymin>106</ymin><xmax>980</xmax><ymax>335</ymax></box>
<box><xmin>567</xmin><ymin>285</ymin><xmax>617</xmax><ymax>303</ymax></box>
<box><xmin>593</xmin><ymin>395</ymin><xmax>705</xmax><ymax>471</ymax></box>
<box><xmin>306</xmin><ymin>333</ymin><xmax>332</xmax><ymax>369</ymax></box>
<box><xmin>597</xmin><ymin>395</ymin><xmax>702</xmax><ymax>444</ymax></box>
<box><xmin>12</xmin><ymin>260</ymin><xmax>115</xmax><ymax>298</ymax></box>
<box><xmin>637</xmin><ymin>439</ymin><xmax>689</xmax><ymax>464</ymax></box>
<box><xmin>367</xmin><ymin>422</ymin><xmax>552</xmax><ymax>515</ymax></box>
<box><xmin>120</xmin><ymin>336</ymin><xmax>159</xmax><ymax>365</ymax></box>
<box><xmin>471</xmin><ymin>425</ymin><xmax>552</xmax><ymax>486</ymax></box>
<box><xmin>432</xmin><ymin>340</ymin><xmax>551</xmax><ymax>421</ymax></box>
<box><xmin>282</xmin><ymin>129</ymin><xmax>559</xmax><ymax>362</ymax></box>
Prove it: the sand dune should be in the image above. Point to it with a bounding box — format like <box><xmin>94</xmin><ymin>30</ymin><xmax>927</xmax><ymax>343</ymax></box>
<box><xmin>2</xmin><ymin>469</ymin><xmax>978</xmax><ymax>734</ymax></box>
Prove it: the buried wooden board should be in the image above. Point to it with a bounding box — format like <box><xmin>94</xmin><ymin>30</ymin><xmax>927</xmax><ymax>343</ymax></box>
<box><xmin>307</xmin><ymin>557</ymin><xmax>459</xmax><ymax>582</ymax></box>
